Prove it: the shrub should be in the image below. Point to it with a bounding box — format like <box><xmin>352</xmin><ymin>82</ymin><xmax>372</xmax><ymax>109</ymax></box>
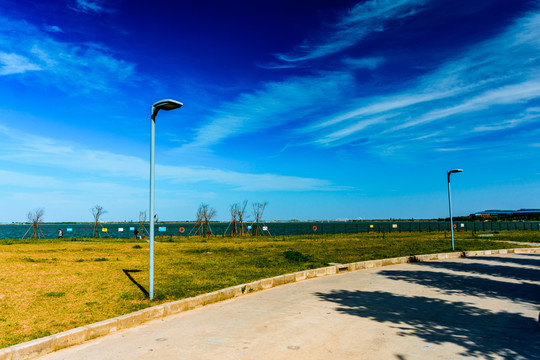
<box><xmin>283</xmin><ymin>250</ymin><xmax>311</xmax><ymax>262</ymax></box>
<box><xmin>44</xmin><ymin>292</ymin><xmax>65</xmax><ymax>297</ymax></box>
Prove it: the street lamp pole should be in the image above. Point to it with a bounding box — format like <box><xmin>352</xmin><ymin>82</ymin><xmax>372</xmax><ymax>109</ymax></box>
<box><xmin>447</xmin><ymin>169</ymin><xmax>463</xmax><ymax>251</ymax></box>
<box><xmin>149</xmin><ymin>99</ymin><xmax>183</xmax><ymax>301</ymax></box>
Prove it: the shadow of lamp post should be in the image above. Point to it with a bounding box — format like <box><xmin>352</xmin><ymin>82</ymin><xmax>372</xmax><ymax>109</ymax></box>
<box><xmin>149</xmin><ymin>99</ymin><xmax>183</xmax><ymax>300</ymax></box>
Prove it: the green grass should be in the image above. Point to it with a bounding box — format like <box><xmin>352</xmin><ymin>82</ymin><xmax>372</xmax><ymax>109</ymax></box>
<box><xmin>0</xmin><ymin>230</ymin><xmax>538</xmax><ymax>348</ymax></box>
<box><xmin>44</xmin><ymin>292</ymin><xmax>65</xmax><ymax>298</ymax></box>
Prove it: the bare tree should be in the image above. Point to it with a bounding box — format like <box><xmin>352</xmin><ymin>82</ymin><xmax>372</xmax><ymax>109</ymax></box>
<box><xmin>91</xmin><ymin>205</ymin><xmax>108</xmax><ymax>238</ymax></box>
<box><xmin>229</xmin><ymin>203</ymin><xmax>239</xmax><ymax>237</ymax></box>
<box><xmin>226</xmin><ymin>201</ymin><xmax>249</xmax><ymax>237</ymax></box>
<box><xmin>252</xmin><ymin>202</ymin><xmax>268</xmax><ymax>236</ymax></box>
<box><xmin>191</xmin><ymin>203</ymin><xmax>216</xmax><ymax>237</ymax></box>
<box><xmin>191</xmin><ymin>205</ymin><xmax>204</xmax><ymax>236</ymax></box>
<box><xmin>202</xmin><ymin>204</ymin><xmax>216</xmax><ymax>236</ymax></box>
<box><xmin>237</xmin><ymin>200</ymin><xmax>248</xmax><ymax>236</ymax></box>
<box><xmin>23</xmin><ymin>208</ymin><xmax>45</xmax><ymax>239</ymax></box>
<box><xmin>138</xmin><ymin>211</ymin><xmax>148</xmax><ymax>238</ymax></box>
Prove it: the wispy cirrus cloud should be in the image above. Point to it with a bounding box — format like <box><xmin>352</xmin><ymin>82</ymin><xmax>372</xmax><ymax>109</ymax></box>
<box><xmin>0</xmin><ymin>169</ymin><xmax>64</xmax><ymax>188</ymax></box>
<box><xmin>185</xmin><ymin>8</ymin><xmax>540</xmax><ymax>160</ymax></box>
<box><xmin>273</xmin><ymin>0</ymin><xmax>429</xmax><ymax>64</ymax></box>
<box><xmin>0</xmin><ymin>52</ymin><xmax>42</xmax><ymax>75</ymax></box>
<box><xmin>341</xmin><ymin>57</ymin><xmax>386</xmax><ymax>70</ymax></box>
<box><xmin>0</xmin><ymin>124</ymin><xmax>334</xmax><ymax>192</ymax></box>
<box><xmin>302</xmin><ymin>10</ymin><xmax>540</xmax><ymax>157</ymax></box>
<box><xmin>44</xmin><ymin>25</ymin><xmax>63</xmax><ymax>33</ymax></box>
<box><xmin>0</xmin><ymin>15</ymin><xmax>134</xmax><ymax>92</ymax></box>
<box><xmin>184</xmin><ymin>72</ymin><xmax>355</xmax><ymax>148</ymax></box>
<box><xmin>386</xmin><ymin>79</ymin><xmax>540</xmax><ymax>133</ymax></box>
<box><xmin>314</xmin><ymin>115</ymin><xmax>389</xmax><ymax>145</ymax></box>
<box><xmin>472</xmin><ymin>108</ymin><xmax>540</xmax><ymax>132</ymax></box>
<box><xmin>70</xmin><ymin>0</ymin><xmax>105</xmax><ymax>14</ymax></box>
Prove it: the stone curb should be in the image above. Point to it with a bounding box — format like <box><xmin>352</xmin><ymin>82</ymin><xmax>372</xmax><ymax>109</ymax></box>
<box><xmin>1</xmin><ymin>247</ymin><xmax>538</xmax><ymax>360</ymax></box>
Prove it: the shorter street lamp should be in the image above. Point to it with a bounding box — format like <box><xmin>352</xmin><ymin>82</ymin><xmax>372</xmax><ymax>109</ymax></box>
<box><xmin>447</xmin><ymin>169</ymin><xmax>463</xmax><ymax>251</ymax></box>
<box><xmin>149</xmin><ymin>99</ymin><xmax>183</xmax><ymax>301</ymax></box>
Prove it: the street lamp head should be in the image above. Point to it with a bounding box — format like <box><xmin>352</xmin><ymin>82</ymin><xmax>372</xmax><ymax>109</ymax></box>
<box><xmin>151</xmin><ymin>99</ymin><xmax>183</xmax><ymax>119</ymax></box>
<box><xmin>447</xmin><ymin>169</ymin><xmax>463</xmax><ymax>182</ymax></box>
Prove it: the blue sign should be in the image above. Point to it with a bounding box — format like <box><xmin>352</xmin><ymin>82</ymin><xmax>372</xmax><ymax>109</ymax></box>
<box><xmin>159</xmin><ymin>227</ymin><xmax>166</xmax><ymax>232</ymax></box>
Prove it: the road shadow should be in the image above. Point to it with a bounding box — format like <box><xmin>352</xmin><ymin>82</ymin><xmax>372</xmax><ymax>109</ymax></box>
<box><xmin>315</xmin><ymin>290</ymin><xmax>539</xmax><ymax>359</ymax></box>
<box><xmin>379</xmin><ymin>269</ymin><xmax>540</xmax><ymax>304</ymax></box>
<box><xmin>412</xmin><ymin>258</ymin><xmax>540</xmax><ymax>283</ymax></box>
<box><xmin>472</xmin><ymin>254</ymin><xmax>540</xmax><ymax>268</ymax></box>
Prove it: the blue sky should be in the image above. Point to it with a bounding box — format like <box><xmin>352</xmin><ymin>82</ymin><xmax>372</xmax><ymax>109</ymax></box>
<box><xmin>0</xmin><ymin>0</ymin><xmax>539</xmax><ymax>223</ymax></box>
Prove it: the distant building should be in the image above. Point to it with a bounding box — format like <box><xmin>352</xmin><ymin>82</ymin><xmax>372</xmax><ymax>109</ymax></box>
<box><xmin>471</xmin><ymin>209</ymin><xmax>540</xmax><ymax>219</ymax></box>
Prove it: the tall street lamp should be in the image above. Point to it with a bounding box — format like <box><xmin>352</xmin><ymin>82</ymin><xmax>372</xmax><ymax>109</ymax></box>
<box><xmin>149</xmin><ymin>99</ymin><xmax>183</xmax><ymax>301</ymax></box>
<box><xmin>447</xmin><ymin>169</ymin><xmax>463</xmax><ymax>251</ymax></box>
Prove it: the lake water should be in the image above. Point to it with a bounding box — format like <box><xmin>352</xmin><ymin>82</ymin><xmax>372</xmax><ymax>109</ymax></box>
<box><xmin>0</xmin><ymin>222</ymin><xmax>225</xmax><ymax>239</ymax></box>
<box><xmin>1</xmin><ymin>221</ymin><xmax>381</xmax><ymax>239</ymax></box>
<box><xmin>0</xmin><ymin>221</ymin><xmax>536</xmax><ymax>239</ymax></box>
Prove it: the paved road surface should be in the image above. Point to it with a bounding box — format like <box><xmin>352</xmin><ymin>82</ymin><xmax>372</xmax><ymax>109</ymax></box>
<box><xmin>38</xmin><ymin>254</ymin><xmax>540</xmax><ymax>360</ymax></box>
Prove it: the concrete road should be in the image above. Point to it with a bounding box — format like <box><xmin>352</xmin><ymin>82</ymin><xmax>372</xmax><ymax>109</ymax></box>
<box><xmin>38</xmin><ymin>254</ymin><xmax>540</xmax><ymax>360</ymax></box>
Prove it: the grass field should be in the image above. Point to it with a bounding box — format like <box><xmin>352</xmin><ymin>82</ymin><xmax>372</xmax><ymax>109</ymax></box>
<box><xmin>0</xmin><ymin>230</ymin><xmax>538</xmax><ymax>348</ymax></box>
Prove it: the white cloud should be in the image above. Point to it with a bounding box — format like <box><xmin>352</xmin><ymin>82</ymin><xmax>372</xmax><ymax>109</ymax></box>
<box><xmin>0</xmin><ymin>52</ymin><xmax>41</xmax><ymax>75</ymax></box>
<box><xmin>315</xmin><ymin>116</ymin><xmax>388</xmax><ymax>145</ymax></box>
<box><xmin>475</xmin><ymin>115</ymin><xmax>540</xmax><ymax>133</ymax></box>
<box><xmin>182</xmin><ymin>9</ymin><xmax>540</xmax><ymax>157</ymax></box>
<box><xmin>158</xmin><ymin>165</ymin><xmax>332</xmax><ymax>191</ymax></box>
<box><xmin>185</xmin><ymin>72</ymin><xmax>354</xmax><ymax>148</ymax></box>
<box><xmin>0</xmin><ymin>169</ymin><xmax>63</xmax><ymax>188</ymax></box>
<box><xmin>303</xmin><ymin>11</ymin><xmax>540</xmax><ymax>152</ymax></box>
<box><xmin>0</xmin><ymin>169</ymin><xmax>144</xmax><ymax>197</ymax></box>
<box><xmin>342</xmin><ymin>57</ymin><xmax>386</xmax><ymax>70</ymax></box>
<box><xmin>70</xmin><ymin>0</ymin><xmax>105</xmax><ymax>13</ymax></box>
<box><xmin>44</xmin><ymin>25</ymin><xmax>63</xmax><ymax>33</ymax></box>
<box><xmin>306</xmin><ymin>90</ymin><xmax>456</xmax><ymax>131</ymax></box>
<box><xmin>435</xmin><ymin>147</ymin><xmax>473</xmax><ymax>152</ymax></box>
<box><xmin>0</xmin><ymin>16</ymin><xmax>135</xmax><ymax>92</ymax></box>
<box><xmin>387</xmin><ymin>79</ymin><xmax>540</xmax><ymax>132</ymax></box>
<box><xmin>274</xmin><ymin>0</ymin><xmax>429</xmax><ymax>63</ymax></box>
<box><xmin>0</xmin><ymin>124</ymin><xmax>335</xmax><ymax>192</ymax></box>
